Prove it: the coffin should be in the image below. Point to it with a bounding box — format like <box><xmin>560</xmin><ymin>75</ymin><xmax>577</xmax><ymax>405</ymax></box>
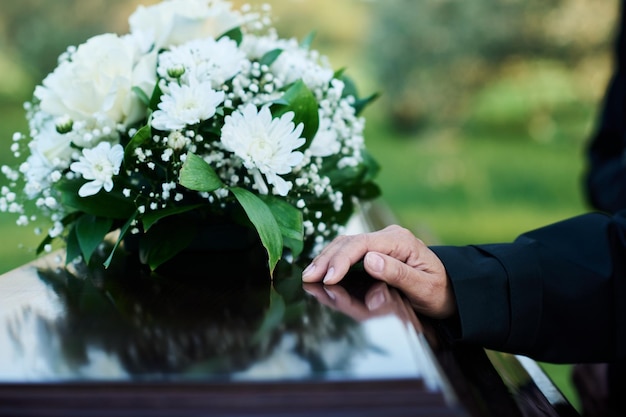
<box><xmin>0</xmin><ymin>203</ymin><xmax>579</xmax><ymax>417</ymax></box>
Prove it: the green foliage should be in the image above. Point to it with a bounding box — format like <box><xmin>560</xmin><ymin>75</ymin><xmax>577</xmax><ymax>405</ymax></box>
<box><xmin>179</xmin><ymin>154</ymin><xmax>303</xmax><ymax>277</ymax></box>
<box><xmin>272</xmin><ymin>79</ymin><xmax>320</xmax><ymax>147</ymax></box>
<box><xmin>178</xmin><ymin>152</ymin><xmax>225</xmax><ymax>192</ymax></box>
<box><xmin>230</xmin><ymin>187</ymin><xmax>284</xmax><ymax>277</ymax></box>
<box><xmin>364</xmin><ymin>0</ymin><xmax>613</xmax><ymax>132</ymax></box>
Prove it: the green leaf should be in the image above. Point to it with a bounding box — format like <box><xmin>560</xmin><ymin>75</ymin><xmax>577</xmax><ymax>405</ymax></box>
<box><xmin>124</xmin><ymin>124</ymin><xmax>152</xmax><ymax>166</ymax></box>
<box><xmin>103</xmin><ymin>211</ymin><xmax>138</xmax><ymax>268</ymax></box>
<box><xmin>230</xmin><ymin>187</ymin><xmax>283</xmax><ymax>276</ymax></box>
<box><xmin>36</xmin><ymin>211</ymin><xmax>83</xmax><ymax>256</ymax></box>
<box><xmin>261</xmin><ymin>196</ymin><xmax>304</xmax><ymax>258</ymax></box>
<box><xmin>300</xmin><ymin>31</ymin><xmax>316</xmax><ymax>49</ymax></box>
<box><xmin>179</xmin><ymin>152</ymin><xmax>224</xmax><ymax>192</ymax></box>
<box><xmin>75</xmin><ymin>215</ymin><xmax>113</xmax><ymax>265</ymax></box>
<box><xmin>353</xmin><ymin>92</ymin><xmax>381</xmax><ymax>116</ymax></box>
<box><xmin>148</xmin><ymin>82</ymin><xmax>163</xmax><ymax>112</ymax></box>
<box><xmin>55</xmin><ymin>180</ymin><xmax>136</xmax><ymax>219</ymax></box>
<box><xmin>272</xmin><ymin>80</ymin><xmax>319</xmax><ymax>146</ymax></box>
<box><xmin>259</xmin><ymin>48</ymin><xmax>283</xmax><ymax>67</ymax></box>
<box><xmin>65</xmin><ymin>225</ymin><xmax>81</xmax><ymax>265</ymax></box>
<box><xmin>361</xmin><ymin>148</ymin><xmax>381</xmax><ymax>183</ymax></box>
<box><xmin>359</xmin><ymin>181</ymin><xmax>381</xmax><ymax>200</ymax></box>
<box><xmin>141</xmin><ymin>204</ymin><xmax>204</xmax><ymax>231</ymax></box>
<box><xmin>218</xmin><ymin>27</ymin><xmax>243</xmax><ymax>45</ymax></box>
<box><xmin>132</xmin><ymin>86</ymin><xmax>150</xmax><ymax>107</ymax></box>
<box><xmin>338</xmin><ymin>74</ymin><xmax>380</xmax><ymax>115</ymax></box>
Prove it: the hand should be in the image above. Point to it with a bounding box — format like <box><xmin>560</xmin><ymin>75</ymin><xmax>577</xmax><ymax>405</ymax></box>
<box><xmin>302</xmin><ymin>225</ymin><xmax>456</xmax><ymax>319</ymax></box>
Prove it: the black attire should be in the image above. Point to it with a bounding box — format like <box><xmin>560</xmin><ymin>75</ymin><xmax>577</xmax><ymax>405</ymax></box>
<box><xmin>433</xmin><ymin>211</ymin><xmax>626</xmax><ymax>364</ymax></box>
<box><xmin>586</xmin><ymin>0</ymin><xmax>626</xmax><ymax>215</ymax></box>
<box><xmin>432</xmin><ymin>1</ymin><xmax>626</xmax><ymax>365</ymax></box>
<box><xmin>580</xmin><ymin>2</ymin><xmax>626</xmax><ymax>415</ymax></box>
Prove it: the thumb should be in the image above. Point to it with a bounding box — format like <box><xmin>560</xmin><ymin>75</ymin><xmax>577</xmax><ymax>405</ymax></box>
<box><xmin>364</xmin><ymin>251</ymin><xmax>416</xmax><ymax>287</ymax></box>
<box><xmin>363</xmin><ymin>251</ymin><xmax>454</xmax><ymax>319</ymax></box>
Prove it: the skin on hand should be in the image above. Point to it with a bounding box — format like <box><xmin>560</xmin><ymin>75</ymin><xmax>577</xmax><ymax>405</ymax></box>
<box><xmin>301</xmin><ymin>225</ymin><xmax>457</xmax><ymax>319</ymax></box>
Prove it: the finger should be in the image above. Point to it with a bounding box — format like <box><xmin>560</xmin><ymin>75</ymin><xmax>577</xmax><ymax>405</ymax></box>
<box><xmin>302</xmin><ymin>225</ymin><xmax>419</xmax><ymax>284</ymax></box>
<box><xmin>302</xmin><ymin>234</ymin><xmax>371</xmax><ymax>283</ymax></box>
<box><xmin>363</xmin><ymin>252</ymin><xmax>455</xmax><ymax>319</ymax></box>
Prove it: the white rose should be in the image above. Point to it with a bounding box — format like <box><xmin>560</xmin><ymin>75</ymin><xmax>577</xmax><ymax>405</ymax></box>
<box><xmin>20</xmin><ymin>118</ymin><xmax>73</xmax><ymax>197</ymax></box>
<box><xmin>34</xmin><ymin>33</ymin><xmax>156</xmax><ymax>132</ymax></box>
<box><xmin>129</xmin><ymin>0</ymin><xmax>246</xmax><ymax>50</ymax></box>
<box><xmin>30</xmin><ymin>118</ymin><xmax>74</xmax><ymax>166</ymax></box>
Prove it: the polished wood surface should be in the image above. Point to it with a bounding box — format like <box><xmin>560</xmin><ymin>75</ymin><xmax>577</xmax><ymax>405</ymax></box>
<box><xmin>0</xmin><ymin>207</ymin><xmax>580</xmax><ymax>416</ymax></box>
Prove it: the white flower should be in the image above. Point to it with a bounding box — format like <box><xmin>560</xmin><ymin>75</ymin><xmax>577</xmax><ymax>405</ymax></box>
<box><xmin>308</xmin><ymin>112</ymin><xmax>341</xmax><ymax>157</ymax></box>
<box><xmin>151</xmin><ymin>80</ymin><xmax>225</xmax><ymax>131</ymax></box>
<box><xmin>221</xmin><ymin>104</ymin><xmax>305</xmax><ymax>196</ymax></box>
<box><xmin>157</xmin><ymin>36</ymin><xmax>245</xmax><ymax>88</ymax></box>
<box><xmin>34</xmin><ymin>33</ymin><xmax>156</xmax><ymax>135</ymax></box>
<box><xmin>19</xmin><ymin>116</ymin><xmax>75</xmax><ymax>197</ymax></box>
<box><xmin>70</xmin><ymin>142</ymin><xmax>124</xmax><ymax>197</ymax></box>
<box><xmin>129</xmin><ymin>0</ymin><xmax>248</xmax><ymax>50</ymax></box>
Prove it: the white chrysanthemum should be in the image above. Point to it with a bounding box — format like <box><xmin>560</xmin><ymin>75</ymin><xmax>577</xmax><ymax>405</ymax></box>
<box><xmin>70</xmin><ymin>142</ymin><xmax>124</xmax><ymax>197</ymax></box>
<box><xmin>151</xmin><ymin>80</ymin><xmax>225</xmax><ymax>131</ymax></box>
<box><xmin>157</xmin><ymin>36</ymin><xmax>245</xmax><ymax>88</ymax></box>
<box><xmin>221</xmin><ymin>104</ymin><xmax>305</xmax><ymax>196</ymax></box>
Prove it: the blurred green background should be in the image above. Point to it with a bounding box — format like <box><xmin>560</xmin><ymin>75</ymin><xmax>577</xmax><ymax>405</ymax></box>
<box><xmin>0</xmin><ymin>0</ymin><xmax>620</xmax><ymax>410</ymax></box>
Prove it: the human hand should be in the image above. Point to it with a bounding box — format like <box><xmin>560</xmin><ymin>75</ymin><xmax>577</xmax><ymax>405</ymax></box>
<box><xmin>301</xmin><ymin>225</ymin><xmax>456</xmax><ymax>319</ymax></box>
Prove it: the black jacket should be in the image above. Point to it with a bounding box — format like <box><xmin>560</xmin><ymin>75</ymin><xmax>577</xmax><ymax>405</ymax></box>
<box><xmin>433</xmin><ymin>211</ymin><xmax>626</xmax><ymax>364</ymax></box>
<box><xmin>586</xmin><ymin>0</ymin><xmax>626</xmax><ymax>214</ymax></box>
<box><xmin>432</xmin><ymin>2</ymin><xmax>626</xmax><ymax>364</ymax></box>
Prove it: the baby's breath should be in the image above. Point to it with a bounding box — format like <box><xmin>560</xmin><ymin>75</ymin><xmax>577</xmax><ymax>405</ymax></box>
<box><xmin>0</xmin><ymin>0</ymin><xmax>379</xmax><ymax>265</ymax></box>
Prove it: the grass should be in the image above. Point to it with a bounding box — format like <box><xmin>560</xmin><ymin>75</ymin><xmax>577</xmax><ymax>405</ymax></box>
<box><xmin>365</xmin><ymin>120</ymin><xmax>590</xmax><ymax>246</ymax></box>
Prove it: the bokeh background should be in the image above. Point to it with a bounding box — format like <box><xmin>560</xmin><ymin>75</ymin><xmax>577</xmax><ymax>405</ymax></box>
<box><xmin>0</xmin><ymin>0</ymin><xmax>620</xmax><ymax>409</ymax></box>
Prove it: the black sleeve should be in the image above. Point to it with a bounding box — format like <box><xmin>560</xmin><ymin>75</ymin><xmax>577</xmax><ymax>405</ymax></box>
<box><xmin>431</xmin><ymin>211</ymin><xmax>626</xmax><ymax>364</ymax></box>
<box><xmin>584</xmin><ymin>1</ymin><xmax>626</xmax><ymax>213</ymax></box>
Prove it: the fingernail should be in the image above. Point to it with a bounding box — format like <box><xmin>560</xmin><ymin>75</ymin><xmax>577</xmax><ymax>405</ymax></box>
<box><xmin>323</xmin><ymin>266</ymin><xmax>335</xmax><ymax>283</ymax></box>
<box><xmin>302</xmin><ymin>263</ymin><xmax>316</xmax><ymax>279</ymax></box>
<box><xmin>367</xmin><ymin>288</ymin><xmax>386</xmax><ymax>310</ymax></box>
<box><xmin>365</xmin><ymin>253</ymin><xmax>384</xmax><ymax>273</ymax></box>
<box><xmin>323</xmin><ymin>287</ymin><xmax>336</xmax><ymax>301</ymax></box>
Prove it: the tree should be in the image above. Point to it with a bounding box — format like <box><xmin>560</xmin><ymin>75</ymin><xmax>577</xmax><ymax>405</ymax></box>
<box><xmin>365</xmin><ymin>0</ymin><xmax>615</xmax><ymax>133</ymax></box>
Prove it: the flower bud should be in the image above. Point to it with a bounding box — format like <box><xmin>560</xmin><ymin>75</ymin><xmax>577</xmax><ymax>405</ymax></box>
<box><xmin>167</xmin><ymin>65</ymin><xmax>186</xmax><ymax>79</ymax></box>
<box><xmin>55</xmin><ymin>116</ymin><xmax>73</xmax><ymax>134</ymax></box>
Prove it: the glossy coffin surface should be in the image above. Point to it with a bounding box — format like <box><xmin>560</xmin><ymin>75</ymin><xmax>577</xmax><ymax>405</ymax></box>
<box><xmin>0</xmin><ymin>252</ymin><xmax>438</xmax><ymax>385</ymax></box>
<box><xmin>0</xmin><ymin>231</ymin><xmax>579</xmax><ymax>416</ymax></box>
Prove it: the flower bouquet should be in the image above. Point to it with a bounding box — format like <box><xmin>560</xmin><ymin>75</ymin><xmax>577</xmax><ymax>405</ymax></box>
<box><xmin>1</xmin><ymin>0</ymin><xmax>380</xmax><ymax>275</ymax></box>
